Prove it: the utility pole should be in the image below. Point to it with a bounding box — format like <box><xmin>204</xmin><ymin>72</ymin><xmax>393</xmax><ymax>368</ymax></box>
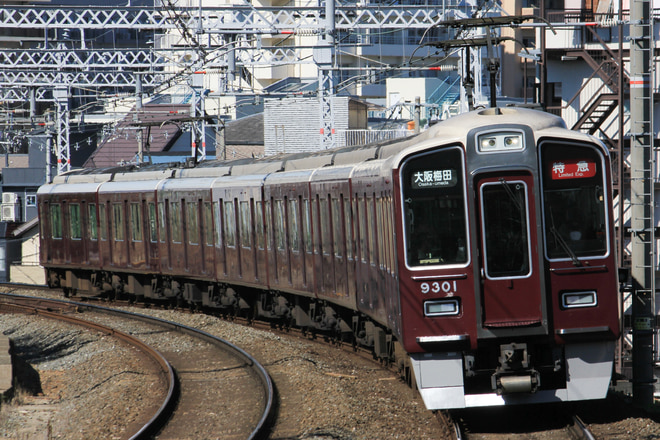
<box><xmin>630</xmin><ymin>0</ymin><xmax>655</xmax><ymax>408</ymax></box>
<box><xmin>316</xmin><ymin>0</ymin><xmax>336</xmax><ymax>150</ymax></box>
<box><xmin>53</xmin><ymin>86</ymin><xmax>70</xmax><ymax>175</ymax></box>
<box><xmin>190</xmin><ymin>71</ymin><xmax>208</xmax><ymax>162</ymax></box>
<box><xmin>135</xmin><ymin>74</ymin><xmax>144</xmax><ymax>164</ymax></box>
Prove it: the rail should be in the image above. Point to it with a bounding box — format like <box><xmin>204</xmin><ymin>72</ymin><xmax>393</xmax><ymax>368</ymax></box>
<box><xmin>0</xmin><ymin>292</ymin><xmax>275</xmax><ymax>440</ymax></box>
<box><xmin>0</xmin><ymin>293</ymin><xmax>176</xmax><ymax>440</ymax></box>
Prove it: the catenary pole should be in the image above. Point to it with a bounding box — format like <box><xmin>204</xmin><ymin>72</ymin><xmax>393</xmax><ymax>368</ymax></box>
<box><xmin>630</xmin><ymin>0</ymin><xmax>655</xmax><ymax>408</ymax></box>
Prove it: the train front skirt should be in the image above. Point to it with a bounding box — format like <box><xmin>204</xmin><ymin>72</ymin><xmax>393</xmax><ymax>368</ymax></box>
<box><xmin>410</xmin><ymin>340</ymin><xmax>615</xmax><ymax>409</ymax></box>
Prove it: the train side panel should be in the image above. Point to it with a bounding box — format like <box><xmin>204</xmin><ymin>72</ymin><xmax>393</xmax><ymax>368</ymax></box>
<box><xmin>211</xmin><ymin>175</ymin><xmax>264</xmax><ymax>289</ymax></box>
<box><xmin>310</xmin><ymin>166</ymin><xmax>354</xmax><ymax>309</ymax></box>
<box><xmin>264</xmin><ymin>171</ymin><xmax>314</xmax><ymax>295</ymax></box>
<box><xmin>37</xmin><ymin>182</ymin><xmax>104</xmax><ymax>290</ymax></box>
<box><xmin>351</xmin><ymin>161</ymin><xmax>397</xmax><ymax>327</ymax></box>
<box><xmin>156</xmin><ymin>178</ymin><xmax>215</xmax><ymax>280</ymax></box>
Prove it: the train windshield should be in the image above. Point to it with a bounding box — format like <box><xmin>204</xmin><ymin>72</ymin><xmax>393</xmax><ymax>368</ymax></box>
<box><xmin>481</xmin><ymin>180</ymin><xmax>531</xmax><ymax>278</ymax></box>
<box><xmin>541</xmin><ymin>142</ymin><xmax>608</xmax><ymax>260</ymax></box>
<box><xmin>400</xmin><ymin>147</ymin><xmax>468</xmax><ymax>267</ymax></box>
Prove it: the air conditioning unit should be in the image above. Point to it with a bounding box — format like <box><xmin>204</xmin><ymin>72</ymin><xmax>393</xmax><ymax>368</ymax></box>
<box><xmin>1</xmin><ymin>204</ymin><xmax>19</xmax><ymax>222</ymax></box>
<box><xmin>2</xmin><ymin>193</ymin><xmax>18</xmax><ymax>204</ymax></box>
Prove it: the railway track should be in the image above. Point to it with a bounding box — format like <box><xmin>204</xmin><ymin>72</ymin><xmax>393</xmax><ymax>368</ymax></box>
<box><xmin>442</xmin><ymin>406</ymin><xmax>597</xmax><ymax>440</ymax></box>
<box><xmin>0</xmin><ymin>284</ymin><xmax>453</xmax><ymax>439</ymax></box>
<box><xmin>0</xmin><ymin>292</ymin><xmax>274</xmax><ymax>440</ymax></box>
<box><xmin>4</xmin><ymin>284</ymin><xmax>630</xmax><ymax>440</ymax></box>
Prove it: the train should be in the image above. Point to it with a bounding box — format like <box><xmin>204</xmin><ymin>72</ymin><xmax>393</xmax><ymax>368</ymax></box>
<box><xmin>37</xmin><ymin>107</ymin><xmax>621</xmax><ymax>410</ymax></box>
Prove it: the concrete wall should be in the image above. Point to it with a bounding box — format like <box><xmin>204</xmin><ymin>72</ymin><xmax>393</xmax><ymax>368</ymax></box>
<box><xmin>264</xmin><ymin>96</ymin><xmax>365</xmax><ymax>155</ymax></box>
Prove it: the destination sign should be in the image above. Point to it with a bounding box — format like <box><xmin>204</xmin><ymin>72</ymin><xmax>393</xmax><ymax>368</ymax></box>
<box><xmin>411</xmin><ymin>169</ymin><xmax>457</xmax><ymax>189</ymax></box>
<box><xmin>551</xmin><ymin>160</ymin><xmax>596</xmax><ymax>180</ymax></box>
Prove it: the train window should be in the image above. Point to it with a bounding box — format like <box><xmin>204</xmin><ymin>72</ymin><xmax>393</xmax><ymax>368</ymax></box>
<box><xmin>481</xmin><ymin>181</ymin><xmax>531</xmax><ymax>278</ymax></box>
<box><xmin>187</xmin><ymin>202</ymin><xmax>199</xmax><ymax>245</ymax></box>
<box><xmin>274</xmin><ymin>199</ymin><xmax>285</xmax><ymax>251</ymax></box>
<box><xmin>130</xmin><ymin>203</ymin><xmax>142</xmax><ymax>242</ymax></box>
<box><xmin>158</xmin><ymin>202</ymin><xmax>166</xmax><ymax>243</ymax></box>
<box><xmin>332</xmin><ymin>198</ymin><xmax>342</xmax><ymax>258</ymax></box>
<box><xmin>88</xmin><ymin>204</ymin><xmax>98</xmax><ymax>241</ymax></box>
<box><xmin>203</xmin><ymin>202</ymin><xmax>213</xmax><ymax>246</ymax></box>
<box><xmin>50</xmin><ymin>204</ymin><xmax>62</xmax><ymax>239</ymax></box>
<box><xmin>288</xmin><ymin>198</ymin><xmax>300</xmax><ymax>252</ymax></box>
<box><xmin>319</xmin><ymin>197</ymin><xmax>331</xmax><ymax>256</ymax></box>
<box><xmin>113</xmin><ymin>203</ymin><xmax>124</xmax><ymax>241</ymax></box>
<box><xmin>303</xmin><ymin>199</ymin><xmax>312</xmax><ymax>253</ymax></box>
<box><xmin>148</xmin><ymin>202</ymin><xmax>157</xmax><ymax>243</ymax></box>
<box><xmin>343</xmin><ymin>198</ymin><xmax>353</xmax><ymax>259</ymax></box>
<box><xmin>239</xmin><ymin>201</ymin><xmax>251</xmax><ymax>249</ymax></box>
<box><xmin>170</xmin><ymin>201</ymin><xmax>182</xmax><ymax>243</ymax></box>
<box><xmin>401</xmin><ymin>147</ymin><xmax>467</xmax><ymax>267</ymax></box>
<box><xmin>223</xmin><ymin>200</ymin><xmax>236</xmax><ymax>247</ymax></box>
<box><xmin>99</xmin><ymin>204</ymin><xmax>107</xmax><ymax>241</ymax></box>
<box><xmin>69</xmin><ymin>204</ymin><xmax>81</xmax><ymax>240</ymax></box>
<box><xmin>541</xmin><ymin>143</ymin><xmax>607</xmax><ymax>259</ymax></box>
<box><xmin>255</xmin><ymin>201</ymin><xmax>265</xmax><ymax>249</ymax></box>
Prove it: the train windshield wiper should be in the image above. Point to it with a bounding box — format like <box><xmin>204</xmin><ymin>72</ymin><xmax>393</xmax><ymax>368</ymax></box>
<box><xmin>498</xmin><ymin>178</ymin><xmax>523</xmax><ymax>213</ymax></box>
<box><xmin>549</xmin><ymin>209</ymin><xmax>582</xmax><ymax>267</ymax></box>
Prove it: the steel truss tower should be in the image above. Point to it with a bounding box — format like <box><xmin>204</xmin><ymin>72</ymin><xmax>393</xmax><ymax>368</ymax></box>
<box><xmin>0</xmin><ymin>2</ymin><xmax>482</xmax><ymax>173</ymax></box>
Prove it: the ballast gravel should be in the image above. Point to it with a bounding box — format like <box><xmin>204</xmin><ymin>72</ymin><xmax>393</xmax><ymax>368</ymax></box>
<box><xmin>0</xmin><ymin>299</ymin><xmax>446</xmax><ymax>440</ymax></box>
<box><xmin>1</xmin><ymin>288</ymin><xmax>660</xmax><ymax>439</ymax></box>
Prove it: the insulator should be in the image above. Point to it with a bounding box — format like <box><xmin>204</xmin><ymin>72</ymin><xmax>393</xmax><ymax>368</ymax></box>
<box><xmin>294</xmin><ymin>28</ymin><xmax>318</xmax><ymax>36</ymax></box>
<box><xmin>600</xmin><ymin>18</ymin><xmax>624</xmax><ymax>27</ymax></box>
<box><xmin>429</xmin><ymin>64</ymin><xmax>459</xmax><ymax>72</ymax></box>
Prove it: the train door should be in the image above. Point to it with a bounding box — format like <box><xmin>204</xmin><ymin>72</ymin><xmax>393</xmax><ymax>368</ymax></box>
<box><xmin>158</xmin><ymin>200</ymin><xmax>171</xmax><ymax>271</ymax></box>
<box><xmin>128</xmin><ymin>200</ymin><xmax>145</xmax><ymax>269</ymax></box>
<box><xmin>99</xmin><ymin>202</ymin><xmax>110</xmax><ymax>268</ymax></box>
<box><xmin>146</xmin><ymin>201</ymin><xmax>160</xmax><ymax>269</ymax></box>
<box><xmin>110</xmin><ymin>201</ymin><xmax>129</xmax><ymax>268</ymax></box>
<box><xmin>476</xmin><ymin>174</ymin><xmax>543</xmax><ymax>328</ymax></box>
<box><xmin>317</xmin><ymin>195</ymin><xmax>335</xmax><ymax>294</ymax></box>
<box><xmin>202</xmin><ymin>201</ymin><xmax>215</xmax><ymax>276</ymax></box>
<box><xmin>254</xmin><ymin>198</ymin><xmax>268</xmax><ymax>284</ymax></box>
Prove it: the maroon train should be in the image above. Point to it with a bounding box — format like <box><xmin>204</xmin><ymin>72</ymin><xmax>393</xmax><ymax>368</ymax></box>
<box><xmin>38</xmin><ymin>107</ymin><xmax>621</xmax><ymax>409</ymax></box>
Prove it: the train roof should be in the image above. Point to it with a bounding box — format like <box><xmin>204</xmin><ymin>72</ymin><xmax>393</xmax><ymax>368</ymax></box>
<box><xmin>46</xmin><ymin>108</ymin><xmax>584</xmax><ymax>187</ymax></box>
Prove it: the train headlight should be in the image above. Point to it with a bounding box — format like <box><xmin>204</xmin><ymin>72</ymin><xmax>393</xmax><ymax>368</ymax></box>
<box><xmin>504</xmin><ymin>136</ymin><xmax>520</xmax><ymax>147</ymax></box>
<box><xmin>481</xmin><ymin>138</ymin><xmax>497</xmax><ymax>149</ymax></box>
<box><xmin>477</xmin><ymin>132</ymin><xmax>524</xmax><ymax>153</ymax></box>
<box><xmin>561</xmin><ymin>291</ymin><xmax>597</xmax><ymax>309</ymax></box>
<box><xmin>424</xmin><ymin>299</ymin><xmax>460</xmax><ymax>317</ymax></box>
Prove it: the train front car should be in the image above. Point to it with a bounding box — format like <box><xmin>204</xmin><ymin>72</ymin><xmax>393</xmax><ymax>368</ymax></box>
<box><xmin>394</xmin><ymin>108</ymin><xmax>621</xmax><ymax>410</ymax></box>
